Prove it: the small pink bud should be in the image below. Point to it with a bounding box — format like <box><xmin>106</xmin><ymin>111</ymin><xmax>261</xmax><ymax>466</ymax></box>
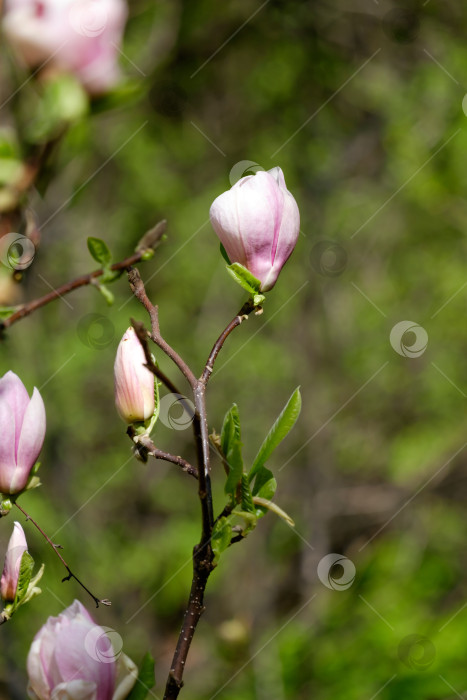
<box><xmin>114</xmin><ymin>327</ymin><xmax>155</xmax><ymax>424</ymax></box>
<box><xmin>2</xmin><ymin>0</ymin><xmax>128</xmax><ymax>95</ymax></box>
<box><xmin>210</xmin><ymin>166</ymin><xmax>300</xmax><ymax>291</ymax></box>
<box><xmin>27</xmin><ymin>599</ymin><xmax>137</xmax><ymax>700</ymax></box>
<box><xmin>1</xmin><ymin>521</ymin><xmax>27</xmax><ymax>603</ymax></box>
<box><xmin>0</xmin><ymin>371</ymin><xmax>46</xmax><ymax>495</ymax></box>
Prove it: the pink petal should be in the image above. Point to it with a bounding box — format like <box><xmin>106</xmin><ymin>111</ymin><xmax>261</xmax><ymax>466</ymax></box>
<box><xmin>0</xmin><ymin>371</ymin><xmax>30</xmax><ymax>459</ymax></box>
<box><xmin>15</xmin><ymin>387</ymin><xmax>46</xmax><ymax>492</ymax></box>
<box><xmin>0</xmin><ymin>399</ymin><xmax>17</xmax><ymax>494</ymax></box>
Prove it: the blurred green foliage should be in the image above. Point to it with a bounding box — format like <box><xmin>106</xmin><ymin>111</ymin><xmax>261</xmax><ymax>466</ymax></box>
<box><xmin>1</xmin><ymin>1</ymin><xmax>467</xmax><ymax>698</ymax></box>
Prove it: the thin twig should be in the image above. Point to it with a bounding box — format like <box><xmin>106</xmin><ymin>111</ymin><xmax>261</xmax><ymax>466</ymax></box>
<box><xmin>14</xmin><ymin>502</ymin><xmax>110</xmax><ymax>608</ymax></box>
<box><xmin>201</xmin><ymin>300</ymin><xmax>256</xmax><ymax>384</ymax></box>
<box><xmin>128</xmin><ymin>267</ymin><xmax>197</xmax><ymax>389</ymax></box>
<box><xmin>128</xmin><ymin>430</ymin><xmax>198</xmax><ymax>479</ymax></box>
<box><xmin>0</xmin><ymin>221</ymin><xmax>167</xmax><ymax>331</ymax></box>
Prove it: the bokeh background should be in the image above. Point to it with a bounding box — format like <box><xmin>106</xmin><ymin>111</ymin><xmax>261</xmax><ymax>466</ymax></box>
<box><xmin>1</xmin><ymin>0</ymin><xmax>467</xmax><ymax>698</ymax></box>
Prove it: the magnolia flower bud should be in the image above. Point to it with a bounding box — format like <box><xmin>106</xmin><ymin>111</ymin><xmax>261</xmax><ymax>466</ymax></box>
<box><xmin>2</xmin><ymin>0</ymin><xmax>128</xmax><ymax>95</ymax></box>
<box><xmin>210</xmin><ymin>166</ymin><xmax>300</xmax><ymax>291</ymax></box>
<box><xmin>1</xmin><ymin>522</ymin><xmax>27</xmax><ymax>603</ymax></box>
<box><xmin>114</xmin><ymin>327</ymin><xmax>155</xmax><ymax>424</ymax></box>
<box><xmin>0</xmin><ymin>371</ymin><xmax>46</xmax><ymax>495</ymax></box>
<box><xmin>27</xmin><ymin>599</ymin><xmax>137</xmax><ymax>700</ymax></box>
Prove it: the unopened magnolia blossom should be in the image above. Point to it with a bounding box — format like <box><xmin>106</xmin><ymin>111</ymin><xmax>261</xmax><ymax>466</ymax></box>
<box><xmin>114</xmin><ymin>327</ymin><xmax>155</xmax><ymax>424</ymax></box>
<box><xmin>209</xmin><ymin>166</ymin><xmax>300</xmax><ymax>291</ymax></box>
<box><xmin>2</xmin><ymin>0</ymin><xmax>128</xmax><ymax>94</ymax></box>
<box><xmin>1</xmin><ymin>521</ymin><xmax>27</xmax><ymax>603</ymax></box>
<box><xmin>27</xmin><ymin>599</ymin><xmax>137</xmax><ymax>700</ymax></box>
<box><xmin>0</xmin><ymin>371</ymin><xmax>46</xmax><ymax>495</ymax></box>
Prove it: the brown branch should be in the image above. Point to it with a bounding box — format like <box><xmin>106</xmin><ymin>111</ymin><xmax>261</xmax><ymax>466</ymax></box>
<box><xmin>201</xmin><ymin>299</ymin><xmax>257</xmax><ymax>385</ymax></box>
<box><xmin>127</xmin><ymin>267</ymin><xmax>197</xmax><ymax>389</ymax></box>
<box><xmin>14</xmin><ymin>501</ymin><xmax>110</xmax><ymax>608</ymax></box>
<box><xmin>0</xmin><ymin>220</ymin><xmax>167</xmax><ymax>331</ymax></box>
<box><xmin>127</xmin><ymin>430</ymin><xmax>198</xmax><ymax>479</ymax></box>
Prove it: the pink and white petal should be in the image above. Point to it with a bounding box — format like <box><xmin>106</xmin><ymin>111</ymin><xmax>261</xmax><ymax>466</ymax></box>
<box><xmin>210</xmin><ymin>190</ymin><xmax>245</xmax><ymax>266</ymax></box>
<box><xmin>0</xmin><ymin>371</ymin><xmax>30</xmax><ymax>457</ymax></box>
<box><xmin>16</xmin><ymin>387</ymin><xmax>46</xmax><ymax>481</ymax></box>
<box><xmin>0</xmin><ymin>400</ymin><xmax>17</xmax><ymax>494</ymax></box>
<box><xmin>51</xmin><ymin>680</ymin><xmax>97</xmax><ymax>700</ymax></box>
<box><xmin>27</xmin><ymin>638</ymin><xmax>53</xmax><ymax>700</ymax></box>
<box><xmin>112</xmin><ymin>654</ymin><xmax>137</xmax><ymax>700</ymax></box>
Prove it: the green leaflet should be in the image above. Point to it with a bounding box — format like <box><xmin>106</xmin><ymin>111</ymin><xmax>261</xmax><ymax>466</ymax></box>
<box><xmin>249</xmin><ymin>387</ymin><xmax>301</xmax><ymax>483</ymax></box>
<box><xmin>87</xmin><ymin>237</ymin><xmax>112</xmax><ymax>267</ymax></box>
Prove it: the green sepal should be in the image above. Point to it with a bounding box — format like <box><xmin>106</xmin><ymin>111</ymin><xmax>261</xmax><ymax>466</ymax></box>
<box><xmin>221</xmin><ymin>405</ymin><xmax>244</xmax><ymax>499</ymax></box>
<box><xmin>14</xmin><ymin>552</ymin><xmax>34</xmax><ymax>607</ymax></box>
<box><xmin>249</xmin><ymin>387</ymin><xmax>302</xmax><ymax>483</ymax></box>
<box><xmin>220</xmin><ymin>243</ymin><xmax>231</xmax><ymax>264</ymax></box>
<box><xmin>211</xmin><ymin>517</ymin><xmax>233</xmax><ymax>565</ymax></box>
<box><xmin>126</xmin><ymin>652</ymin><xmax>156</xmax><ymax>700</ymax></box>
<box><xmin>226</xmin><ymin>263</ymin><xmax>262</xmax><ymax>296</ymax></box>
<box><xmin>24</xmin><ymin>462</ymin><xmax>42</xmax><ymax>493</ymax></box>
<box><xmin>2</xmin><ymin>555</ymin><xmax>44</xmax><ymax>621</ymax></box>
<box><xmin>87</xmin><ymin>237</ymin><xmax>112</xmax><ymax>267</ymax></box>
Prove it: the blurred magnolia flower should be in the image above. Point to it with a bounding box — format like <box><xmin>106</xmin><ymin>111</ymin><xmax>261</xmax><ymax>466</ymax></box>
<box><xmin>0</xmin><ymin>371</ymin><xmax>46</xmax><ymax>495</ymax></box>
<box><xmin>0</xmin><ymin>521</ymin><xmax>27</xmax><ymax>603</ymax></box>
<box><xmin>2</xmin><ymin>0</ymin><xmax>128</xmax><ymax>94</ymax></box>
<box><xmin>114</xmin><ymin>326</ymin><xmax>155</xmax><ymax>424</ymax></box>
<box><xmin>210</xmin><ymin>166</ymin><xmax>300</xmax><ymax>291</ymax></box>
<box><xmin>27</xmin><ymin>599</ymin><xmax>138</xmax><ymax>700</ymax></box>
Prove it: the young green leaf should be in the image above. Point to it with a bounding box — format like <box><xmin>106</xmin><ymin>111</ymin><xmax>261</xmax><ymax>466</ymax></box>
<box><xmin>221</xmin><ymin>405</ymin><xmax>244</xmax><ymax>498</ymax></box>
<box><xmin>126</xmin><ymin>653</ymin><xmax>156</xmax><ymax>700</ymax></box>
<box><xmin>96</xmin><ymin>283</ymin><xmax>114</xmax><ymax>306</ymax></box>
<box><xmin>240</xmin><ymin>474</ymin><xmax>256</xmax><ymax>514</ymax></box>
<box><xmin>249</xmin><ymin>387</ymin><xmax>301</xmax><ymax>482</ymax></box>
<box><xmin>226</xmin><ymin>263</ymin><xmax>262</xmax><ymax>295</ymax></box>
<box><xmin>13</xmin><ymin>551</ymin><xmax>34</xmax><ymax>607</ymax></box>
<box><xmin>252</xmin><ymin>497</ymin><xmax>295</xmax><ymax>527</ymax></box>
<box><xmin>87</xmin><ymin>237</ymin><xmax>112</xmax><ymax>267</ymax></box>
<box><xmin>212</xmin><ymin>517</ymin><xmax>233</xmax><ymax>565</ymax></box>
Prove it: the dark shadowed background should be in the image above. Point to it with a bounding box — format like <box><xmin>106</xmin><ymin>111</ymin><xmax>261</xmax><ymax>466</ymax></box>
<box><xmin>1</xmin><ymin>1</ymin><xmax>467</xmax><ymax>698</ymax></box>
